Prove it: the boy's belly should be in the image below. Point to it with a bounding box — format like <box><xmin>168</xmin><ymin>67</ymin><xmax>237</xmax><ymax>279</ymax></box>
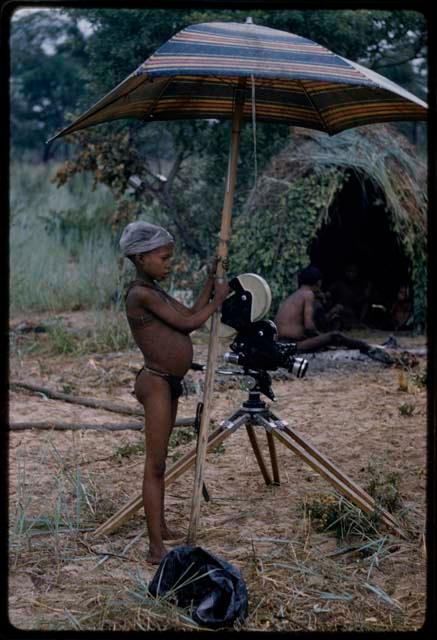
<box><xmin>132</xmin><ymin>324</ymin><xmax>194</xmax><ymax>377</ymax></box>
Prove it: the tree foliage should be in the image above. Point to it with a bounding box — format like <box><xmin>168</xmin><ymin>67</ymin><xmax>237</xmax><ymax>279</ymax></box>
<box><xmin>10</xmin><ymin>9</ymin><xmax>88</xmax><ymax>161</ymax></box>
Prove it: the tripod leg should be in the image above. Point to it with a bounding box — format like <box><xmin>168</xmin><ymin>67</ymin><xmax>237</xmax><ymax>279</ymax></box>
<box><xmin>280</xmin><ymin>425</ymin><xmax>403</xmax><ymax>533</ymax></box>
<box><xmin>281</xmin><ymin>426</ymin><xmax>378</xmax><ymax>512</ymax></box>
<box><xmin>246</xmin><ymin>424</ymin><xmax>273</xmax><ymax>485</ymax></box>
<box><xmin>271</xmin><ymin>428</ymin><xmax>405</xmax><ymax>538</ymax></box>
<box><xmin>266</xmin><ymin>432</ymin><xmax>280</xmax><ymax>484</ymax></box>
<box><xmin>92</xmin><ymin>424</ymin><xmax>232</xmax><ymax>537</ymax></box>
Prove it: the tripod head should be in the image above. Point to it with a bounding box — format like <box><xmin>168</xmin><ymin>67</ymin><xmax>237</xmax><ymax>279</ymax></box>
<box><xmin>231</xmin><ymin>367</ymin><xmax>276</xmax><ymax>402</ymax></box>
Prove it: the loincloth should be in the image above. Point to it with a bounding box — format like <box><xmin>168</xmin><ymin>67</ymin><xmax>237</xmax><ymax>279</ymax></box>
<box><xmin>135</xmin><ymin>365</ymin><xmax>184</xmax><ymax>399</ymax></box>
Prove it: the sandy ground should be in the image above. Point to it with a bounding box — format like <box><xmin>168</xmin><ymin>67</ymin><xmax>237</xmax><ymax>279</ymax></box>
<box><xmin>7</xmin><ymin>313</ymin><xmax>428</xmax><ymax>632</ymax></box>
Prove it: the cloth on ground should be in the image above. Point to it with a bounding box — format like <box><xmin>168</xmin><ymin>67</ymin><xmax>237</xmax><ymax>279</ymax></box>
<box><xmin>148</xmin><ymin>545</ymin><xmax>249</xmax><ymax>628</ymax></box>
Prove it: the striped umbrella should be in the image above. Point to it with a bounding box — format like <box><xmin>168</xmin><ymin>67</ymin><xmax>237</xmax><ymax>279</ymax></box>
<box><xmin>49</xmin><ymin>20</ymin><xmax>426</xmax><ymax>138</ymax></box>
<box><xmin>49</xmin><ymin>20</ymin><xmax>427</xmax><ymax>544</ymax></box>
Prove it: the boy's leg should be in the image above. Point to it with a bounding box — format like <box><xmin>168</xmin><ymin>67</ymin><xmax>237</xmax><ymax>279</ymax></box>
<box><xmin>160</xmin><ymin>395</ymin><xmax>185</xmax><ymax>540</ymax></box>
<box><xmin>135</xmin><ymin>371</ymin><xmax>173</xmax><ymax>563</ymax></box>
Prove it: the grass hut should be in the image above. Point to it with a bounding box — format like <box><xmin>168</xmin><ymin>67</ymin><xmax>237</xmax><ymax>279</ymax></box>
<box><xmin>230</xmin><ymin>125</ymin><xmax>427</xmax><ymax>332</ymax></box>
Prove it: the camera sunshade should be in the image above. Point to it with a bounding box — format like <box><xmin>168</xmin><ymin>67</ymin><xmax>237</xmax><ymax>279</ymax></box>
<box><xmin>218</xmin><ymin>273</ymin><xmax>272</xmax><ymax>338</ymax></box>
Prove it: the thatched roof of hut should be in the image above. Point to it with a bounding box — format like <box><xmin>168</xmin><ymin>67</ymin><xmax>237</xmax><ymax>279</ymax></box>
<box><xmin>248</xmin><ymin>125</ymin><xmax>426</xmax><ymax>236</ymax></box>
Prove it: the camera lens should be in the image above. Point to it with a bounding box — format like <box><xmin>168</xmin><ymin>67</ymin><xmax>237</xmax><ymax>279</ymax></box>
<box><xmin>288</xmin><ymin>357</ymin><xmax>308</xmax><ymax>378</ymax></box>
<box><xmin>223</xmin><ymin>352</ymin><xmax>241</xmax><ymax>365</ymax></box>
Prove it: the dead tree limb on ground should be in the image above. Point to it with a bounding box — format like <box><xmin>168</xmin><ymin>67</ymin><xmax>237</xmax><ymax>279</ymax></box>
<box><xmin>9</xmin><ymin>421</ymin><xmax>144</xmax><ymax>431</ymax></box>
<box><xmin>9</xmin><ymin>381</ymin><xmax>195</xmax><ymax>426</ymax></box>
<box><xmin>9</xmin><ymin>419</ymin><xmax>194</xmax><ymax>431</ymax></box>
<box><xmin>10</xmin><ymin>381</ymin><xmax>144</xmax><ymax>415</ymax></box>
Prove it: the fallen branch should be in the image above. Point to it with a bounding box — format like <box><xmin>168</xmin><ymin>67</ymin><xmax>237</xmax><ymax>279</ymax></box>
<box><xmin>10</xmin><ymin>381</ymin><xmax>194</xmax><ymax>426</ymax></box>
<box><xmin>9</xmin><ymin>417</ymin><xmax>194</xmax><ymax>431</ymax></box>
<box><xmin>9</xmin><ymin>421</ymin><xmax>144</xmax><ymax>431</ymax></box>
<box><xmin>10</xmin><ymin>381</ymin><xmax>144</xmax><ymax>416</ymax></box>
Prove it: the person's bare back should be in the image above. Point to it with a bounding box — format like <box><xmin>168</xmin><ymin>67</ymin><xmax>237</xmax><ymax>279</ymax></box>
<box><xmin>274</xmin><ymin>266</ymin><xmax>395</xmax><ymax>364</ymax></box>
<box><xmin>274</xmin><ymin>287</ymin><xmax>317</xmax><ymax>341</ymax></box>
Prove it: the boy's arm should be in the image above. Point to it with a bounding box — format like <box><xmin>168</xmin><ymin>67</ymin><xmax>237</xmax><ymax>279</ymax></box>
<box><xmin>165</xmin><ymin>259</ymin><xmax>219</xmax><ymax>316</ymax></box>
<box><xmin>135</xmin><ymin>284</ymin><xmax>229</xmax><ymax>333</ymax></box>
<box><xmin>157</xmin><ymin>275</ymin><xmax>215</xmax><ymax>317</ymax></box>
<box><xmin>191</xmin><ymin>257</ymin><xmax>221</xmax><ymax>313</ymax></box>
<box><xmin>191</xmin><ymin>273</ymin><xmax>215</xmax><ymax>313</ymax></box>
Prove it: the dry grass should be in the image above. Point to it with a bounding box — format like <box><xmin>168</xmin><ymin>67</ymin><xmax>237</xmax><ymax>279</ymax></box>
<box><xmin>8</xmin><ymin>320</ymin><xmax>427</xmax><ymax>632</ymax></box>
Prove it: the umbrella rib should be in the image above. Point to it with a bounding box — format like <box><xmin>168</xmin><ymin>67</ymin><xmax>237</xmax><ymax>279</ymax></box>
<box><xmin>141</xmin><ymin>77</ymin><xmax>173</xmax><ymax>120</ymax></box>
<box><xmin>297</xmin><ymin>80</ymin><xmax>330</xmax><ymax>133</ymax></box>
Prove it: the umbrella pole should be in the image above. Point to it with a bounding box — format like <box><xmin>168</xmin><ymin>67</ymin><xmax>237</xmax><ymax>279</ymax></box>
<box><xmin>187</xmin><ymin>78</ymin><xmax>246</xmax><ymax>544</ymax></box>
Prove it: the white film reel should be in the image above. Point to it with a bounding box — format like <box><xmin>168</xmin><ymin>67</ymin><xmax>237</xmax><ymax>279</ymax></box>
<box><xmin>205</xmin><ymin>273</ymin><xmax>272</xmax><ymax>339</ymax></box>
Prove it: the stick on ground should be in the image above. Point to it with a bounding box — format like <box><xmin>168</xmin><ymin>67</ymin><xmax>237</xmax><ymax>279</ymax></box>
<box><xmin>10</xmin><ymin>381</ymin><xmax>195</xmax><ymax>427</ymax></box>
<box><xmin>9</xmin><ymin>419</ymin><xmax>194</xmax><ymax>431</ymax></box>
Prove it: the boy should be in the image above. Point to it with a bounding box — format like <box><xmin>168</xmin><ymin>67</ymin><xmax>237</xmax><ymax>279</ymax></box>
<box><xmin>119</xmin><ymin>221</ymin><xmax>230</xmax><ymax>563</ymax></box>
<box><xmin>274</xmin><ymin>266</ymin><xmax>393</xmax><ymax>363</ymax></box>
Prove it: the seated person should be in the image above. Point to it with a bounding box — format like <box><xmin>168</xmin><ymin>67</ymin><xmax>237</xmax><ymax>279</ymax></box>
<box><xmin>328</xmin><ymin>263</ymin><xmax>372</xmax><ymax>329</ymax></box>
<box><xmin>389</xmin><ymin>285</ymin><xmax>412</xmax><ymax>331</ymax></box>
<box><xmin>274</xmin><ymin>265</ymin><xmax>393</xmax><ymax>363</ymax></box>
<box><xmin>312</xmin><ymin>288</ymin><xmax>344</xmax><ymax>332</ymax></box>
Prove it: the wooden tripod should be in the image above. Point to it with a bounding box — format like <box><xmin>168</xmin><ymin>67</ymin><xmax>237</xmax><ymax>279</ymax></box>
<box><xmin>92</xmin><ymin>385</ymin><xmax>405</xmax><ymax>539</ymax></box>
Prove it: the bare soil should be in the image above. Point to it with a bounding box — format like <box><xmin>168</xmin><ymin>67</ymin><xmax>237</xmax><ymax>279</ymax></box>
<box><xmin>8</xmin><ymin>312</ymin><xmax>428</xmax><ymax>632</ymax></box>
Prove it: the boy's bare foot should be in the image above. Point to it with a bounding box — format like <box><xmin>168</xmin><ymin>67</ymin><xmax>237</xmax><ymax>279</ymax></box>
<box><xmin>147</xmin><ymin>544</ymin><xmax>168</xmax><ymax>565</ymax></box>
<box><xmin>161</xmin><ymin>526</ymin><xmax>185</xmax><ymax>540</ymax></box>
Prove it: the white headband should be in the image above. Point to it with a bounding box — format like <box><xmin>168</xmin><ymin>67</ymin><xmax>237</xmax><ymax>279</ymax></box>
<box><xmin>119</xmin><ymin>221</ymin><xmax>174</xmax><ymax>256</ymax></box>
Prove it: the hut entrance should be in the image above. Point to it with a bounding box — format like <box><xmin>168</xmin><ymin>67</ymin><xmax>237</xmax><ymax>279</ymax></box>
<box><xmin>309</xmin><ymin>170</ymin><xmax>411</xmax><ymax>329</ymax></box>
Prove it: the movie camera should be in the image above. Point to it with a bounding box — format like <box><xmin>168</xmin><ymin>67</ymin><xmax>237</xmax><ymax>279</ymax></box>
<box><xmin>217</xmin><ymin>274</ymin><xmax>308</xmax><ymax>400</ymax></box>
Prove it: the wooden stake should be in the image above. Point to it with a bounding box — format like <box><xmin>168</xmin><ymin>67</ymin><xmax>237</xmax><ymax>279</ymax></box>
<box><xmin>186</xmin><ymin>78</ymin><xmax>247</xmax><ymax>545</ymax></box>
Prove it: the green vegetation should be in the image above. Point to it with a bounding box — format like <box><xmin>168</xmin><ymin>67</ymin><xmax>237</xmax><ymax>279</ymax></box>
<box><xmin>398</xmin><ymin>402</ymin><xmax>416</xmax><ymax>417</ymax></box>
<box><xmin>304</xmin><ymin>492</ymin><xmax>382</xmax><ymax>541</ymax></box>
<box><xmin>231</xmin><ymin>168</ymin><xmax>343</xmax><ymax>308</ymax></box>
<box><xmin>365</xmin><ymin>459</ymin><xmax>402</xmax><ymax>513</ymax></box>
<box><xmin>10</xmin><ymin>309</ymin><xmax>135</xmax><ymax>358</ymax></box>
<box><xmin>10</xmin><ymin>162</ymin><xmax>121</xmax><ymax>313</ymax></box>
<box><xmin>304</xmin><ymin>460</ymin><xmax>402</xmax><ymax>541</ymax></box>
<box><xmin>412</xmin><ymin>366</ymin><xmax>427</xmax><ymax>388</ymax></box>
<box><xmin>113</xmin><ymin>441</ymin><xmax>145</xmax><ymax>462</ymax></box>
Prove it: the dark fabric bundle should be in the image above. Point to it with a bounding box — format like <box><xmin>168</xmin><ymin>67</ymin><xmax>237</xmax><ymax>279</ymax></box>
<box><xmin>148</xmin><ymin>545</ymin><xmax>248</xmax><ymax>628</ymax></box>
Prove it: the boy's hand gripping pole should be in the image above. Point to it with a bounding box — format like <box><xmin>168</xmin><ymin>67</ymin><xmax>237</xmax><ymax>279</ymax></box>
<box><xmin>187</xmin><ymin>79</ymin><xmax>246</xmax><ymax>544</ymax></box>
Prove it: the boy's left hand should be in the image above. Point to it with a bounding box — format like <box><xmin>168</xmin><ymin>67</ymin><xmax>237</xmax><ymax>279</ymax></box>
<box><xmin>208</xmin><ymin>255</ymin><xmax>229</xmax><ymax>276</ymax></box>
<box><xmin>220</xmin><ymin>256</ymin><xmax>229</xmax><ymax>271</ymax></box>
<box><xmin>207</xmin><ymin>257</ymin><xmax>219</xmax><ymax>278</ymax></box>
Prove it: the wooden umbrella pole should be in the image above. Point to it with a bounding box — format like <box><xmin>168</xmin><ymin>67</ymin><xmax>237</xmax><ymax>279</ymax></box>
<box><xmin>187</xmin><ymin>78</ymin><xmax>247</xmax><ymax>544</ymax></box>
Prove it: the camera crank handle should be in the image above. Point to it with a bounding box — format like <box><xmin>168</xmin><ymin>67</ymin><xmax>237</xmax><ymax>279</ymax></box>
<box><xmin>190</xmin><ymin>362</ymin><xmax>206</xmax><ymax>371</ymax></box>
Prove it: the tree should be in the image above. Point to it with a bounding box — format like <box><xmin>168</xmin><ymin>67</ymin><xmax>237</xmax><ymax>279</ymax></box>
<box><xmin>10</xmin><ymin>8</ymin><xmax>87</xmax><ymax>161</ymax></box>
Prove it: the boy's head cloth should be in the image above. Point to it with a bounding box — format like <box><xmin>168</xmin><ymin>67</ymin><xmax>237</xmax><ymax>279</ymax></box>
<box><xmin>119</xmin><ymin>221</ymin><xmax>174</xmax><ymax>256</ymax></box>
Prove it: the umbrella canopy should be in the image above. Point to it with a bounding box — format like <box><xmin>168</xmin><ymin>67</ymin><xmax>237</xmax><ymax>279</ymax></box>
<box><xmin>49</xmin><ymin>20</ymin><xmax>426</xmax><ymax>142</ymax></box>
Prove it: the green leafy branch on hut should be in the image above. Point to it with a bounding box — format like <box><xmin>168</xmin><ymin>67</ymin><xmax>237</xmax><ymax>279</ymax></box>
<box><xmin>230</xmin><ymin>169</ymin><xmax>342</xmax><ymax>309</ymax></box>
